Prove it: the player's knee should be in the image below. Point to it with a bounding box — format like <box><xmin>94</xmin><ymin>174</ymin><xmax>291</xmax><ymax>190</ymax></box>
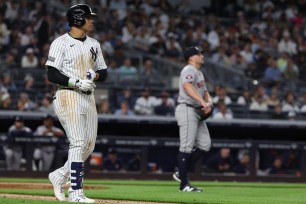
<box><xmin>198</xmin><ymin>142</ymin><xmax>211</xmax><ymax>152</ymax></box>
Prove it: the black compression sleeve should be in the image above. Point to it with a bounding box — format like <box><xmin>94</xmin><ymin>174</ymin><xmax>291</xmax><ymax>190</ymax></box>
<box><xmin>96</xmin><ymin>69</ymin><xmax>108</xmax><ymax>82</ymax></box>
<box><xmin>47</xmin><ymin>66</ymin><xmax>69</xmax><ymax>86</ymax></box>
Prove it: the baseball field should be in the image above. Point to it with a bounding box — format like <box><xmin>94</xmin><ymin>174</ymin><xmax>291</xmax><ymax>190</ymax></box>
<box><xmin>0</xmin><ymin>178</ymin><xmax>306</xmax><ymax>204</ymax></box>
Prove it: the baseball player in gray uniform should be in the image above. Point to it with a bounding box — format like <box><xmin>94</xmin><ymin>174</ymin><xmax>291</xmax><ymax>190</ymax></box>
<box><xmin>45</xmin><ymin>4</ymin><xmax>107</xmax><ymax>203</ymax></box>
<box><xmin>173</xmin><ymin>46</ymin><xmax>213</xmax><ymax>192</ymax></box>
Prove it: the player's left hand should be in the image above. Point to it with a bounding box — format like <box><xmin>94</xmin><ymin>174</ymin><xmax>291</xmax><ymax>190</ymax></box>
<box><xmin>200</xmin><ymin>104</ymin><xmax>214</xmax><ymax>121</ymax></box>
<box><xmin>86</xmin><ymin>69</ymin><xmax>96</xmax><ymax>81</ymax></box>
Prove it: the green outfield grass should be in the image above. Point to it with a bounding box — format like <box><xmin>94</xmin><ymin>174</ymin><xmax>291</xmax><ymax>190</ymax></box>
<box><xmin>0</xmin><ymin>178</ymin><xmax>306</xmax><ymax>204</ymax></box>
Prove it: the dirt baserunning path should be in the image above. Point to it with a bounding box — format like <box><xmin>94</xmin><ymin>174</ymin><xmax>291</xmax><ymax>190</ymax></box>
<box><xmin>0</xmin><ymin>182</ymin><xmax>175</xmax><ymax>204</ymax></box>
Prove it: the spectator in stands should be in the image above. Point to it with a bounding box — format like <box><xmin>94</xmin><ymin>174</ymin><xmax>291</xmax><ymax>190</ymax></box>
<box><xmin>37</xmin><ymin>94</ymin><xmax>54</xmax><ymax>114</ymax></box>
<box><xmin>33</xmin><ymin>115</ymin><xmax>64</xmax><ymax>171</ymax></box>
<box><xmin>117</xmin><ymin>57</ymin><xmax>138</xmax><ymax>84</ymax></box>
<box><xmin>106</xmin><ymin>59</ymin><xmax>119</xmax><ymax>84</ymax></box>
<box><xmin>212</xmin><ymin>85</ymin><xmax>232</xmax><ymax>105</ymax></box>
<box><xmin>4</xmin><ymin>116</ymin><xmax>32</xmax><ymax>170</ymax></box>
<box><xmin>211</xmin><ymin>46</ymin><xmax>231</xmax><ymax>66</ymax></box>
<box><xmin>240</xmin><ymin>43</ymin><xmax>254</xmax><ymax>64</ymax></box>
<box><xmin>139</xmin><ymin>59</ymin><xmax>163</xmax><ymax>86</ymax></box>
<box><xmin>0</xmin><ymin>52</ymin><xmax>18</xmax><ymax>71</ymax></box>
<box><xmin>281</xmin><ymin>91</ymin><xmax>300</xmax><ymax>114</ymax></box>
<box><xmin>20</xmin><ymin>26</ymin><xmax>34</xmax><ymax>47</ymax></box>
<box><xmin>277</xmin><ymin>30</ymin><xmax>297</xmax><ymax>56</ymax></box>
<box><xmin>134</xmin><ymin>87</ymin><xmax>158</xmax><ymax>115</ymax></box>
<box><xmin>236</xmin><ymin>88</ymin><xmax>252</xmax><ymax>106</ymax></box>
<box><xmin>252</xmin><ymin>84</ymin><xmax>269</xmax><ymax>102</ymax></box>
<box><xmin>116</xmin><ymin>87</ymin><xmax>136</xmax><ymax>110</ymax></box>
<box><xmin>97</xmin><ymin>97</ymin><xmax>112</xmax><ymax>114</ymax></box>
<box><xmin>206</xmin><ymin>148</ymin><xmax>234</xmax><ymax>173</ymax></box>
<box><xmin>276</xmin><ymin>51</ymin><xmax>290</xmax><ymax>73</ymax></box>
<box><xmin>16</xmin><ymin>92</ymin><xmax>37</xmax><ymax>111</ymax></box>
<box><xmin>121</xmin><ymin>20</ymin><xmax>136</xmax><ymax>44</ymax></box>
<box><xmin>21</xmin><ymin>48</ymin><xmax>38</xmax><ymax>68</ymax></box>
<box><xmin>244</xmin><ymin>63</ymin><xmax>262</xmax><ymax>82</ymax></box>
<box><xmin>0</xmin><ymin>14</ymin><xmax>10</xmax><ymax>47</ymax></box>
<box><xmin>132</xmin><ymin>26</ymin><xmax>150</xmax><ymax>52</ymax></box>
<box><xmin>41</xmin><ymin>74</ymin><xmax>55</xmax><ymax>95</ymax></box>
<box><xmin>233</xmin><ymin>152</ymin><xmax>250</xmax><ymax>175</ymax></box>
<box><xmin>283</xmin><ymin>59</ymin><xmax>299</xmax><ymax>91</ymax></box>
<box><xmin>98</xmin><ymin>32</ymin><xmax>114</xmax><ymax>57</ymax></box>
<box><xmin>271</xmin><ymin>104</ymin><xmax>286</xmax><ymax>120</ymax></box>
<box><xmin>102</xmin><ymin>148</ymin><xmax>125</xmax><ymax>172</ymax></box>
<box><xmin>287</xmin><ymin>111</ymin><xmax>297</xmax><ymax>121</ymax></box>
<box><xmin>249</xmin><ymin>94</ymin><xmax>268</xmax><ymax>112</ymax></box>
<box><xmin>114</xmin><ymin>100</ymin><xmax>134</xmax><ymax>116</ymax></box>
<box><xmin>164</xmin><ymin>32</ymin><xmax>182</xmax><ymax>59</ymax></box>
<box><xmin>263</xmin><ymin>57</ymin><xmax>282</xmax><ymax>88</ymax></box>
<box><xmin>212</xmin><ymin>101</ymin><xmax>233</xmax><ymax>120</ymax></box>
<box><xmin>0</xmin><ymin>92</ymin><xmax>13</xmax><ymax>110</ymax></box>
<box><xmin>154</xmin><ymin>91</ymin><xmax>175</xmax><ymax>116</ymax></box>
<box><xmin>148</xmin><ymin>31</ymin><xmax>166</xmax><ymax>55</ymax></box>
<box><xmin>230</xmin><ymin>52</ymin><xmax>248</xmax><ymax>71</ymax></box>
<box><xmin>266</xmin><ymin>91</ymin><xmax>281</xmax><ymax>108</ymax></box>
<box><xmin>156</xmin><ymin>0</ymin><xmax>173</xmax><ymax>12</ymax></box>
<box><xmin>20</xmin><ymin>74</ymin><xmax>36</xmax><ymax>95</ymax></box>
<box><xmin>1</xmin><ymin>72</ymin><xmax>17</xmax><ymax>93</ymax></box>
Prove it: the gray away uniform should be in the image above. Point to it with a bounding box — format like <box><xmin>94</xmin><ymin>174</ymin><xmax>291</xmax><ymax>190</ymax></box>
<box><xmin>175</xmin><ymin>64</ymin><xmax>211</xmax><ymax>153</ymax></box>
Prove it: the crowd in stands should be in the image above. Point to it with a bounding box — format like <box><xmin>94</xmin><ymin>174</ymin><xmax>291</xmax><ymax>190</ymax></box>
<box><xmin>0</xmin><ymin>0</ymin><xmax>306</xmax><ymax>121</ymax></box>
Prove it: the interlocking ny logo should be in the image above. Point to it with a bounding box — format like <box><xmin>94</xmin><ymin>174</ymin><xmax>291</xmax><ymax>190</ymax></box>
<box><xmin>90</xmin><ymin>47</ymin><xmax>98</xmax><ymax>62</ymax></box>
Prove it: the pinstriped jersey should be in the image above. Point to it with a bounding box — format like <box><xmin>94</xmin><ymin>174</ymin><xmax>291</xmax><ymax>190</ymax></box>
<box><xmin>177</xmin><ymin>64</ymin><xmax>207</xmax><ymax>106</ymax></box>
<box><xmin>46</xmin><ymin>33</ymin><xmax>107</xmax><ymax>80</ymax></box>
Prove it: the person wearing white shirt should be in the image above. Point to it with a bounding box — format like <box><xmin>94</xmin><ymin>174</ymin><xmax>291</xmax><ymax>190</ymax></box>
<box><xmin>213</xmin><ymin>102</ymin><xmax>233</xmax><ymax>120</ymax></box>
<box><xmin>33</xmin><ymin>115</ymin><xmax>64</xmax><ymax>171</ymax></box>
<box><xmin>134</xmin><ymin>88</ymin><xmax>158</xmax><ymax>115</ymax></box>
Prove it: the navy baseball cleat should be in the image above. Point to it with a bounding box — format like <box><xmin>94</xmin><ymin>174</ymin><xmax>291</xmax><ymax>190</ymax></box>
<box><xmin>180</xmin><ymin>184</ymin><xmax>203</xmax><ymax>192</ymax></box>
<box><xmin>172</xmin><ymin>171</ymin><xmax>181</xmax><ymax>182</ymax></box>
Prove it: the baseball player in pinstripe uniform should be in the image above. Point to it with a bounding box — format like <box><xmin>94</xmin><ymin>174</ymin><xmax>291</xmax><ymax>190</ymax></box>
<box><xmin>173</xmin><ymin>46</ymin><xmax>213</xmax><ymax>192</ymax></box>
<box><xmin>46</xmin><ymin>4</ymin><xmax>107</xmax><ymax>203</ymax></box>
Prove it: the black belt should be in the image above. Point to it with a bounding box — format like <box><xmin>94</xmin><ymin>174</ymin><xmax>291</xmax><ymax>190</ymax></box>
<box><xmin>178</xmin><ymin>103</ymin><xmax>202</xmax><ymax>109</ymax></box>
<box><xmin>59</xmin><ymin>87</ymin><xmax>92</xmax><ymax>95</ymax></box>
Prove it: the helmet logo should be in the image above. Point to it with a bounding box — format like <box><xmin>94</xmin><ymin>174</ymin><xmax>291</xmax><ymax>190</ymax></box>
<box><xmin>73</xmin><ymin>9</ymin><xmax>85</xmax><ymax>21</ymax></box>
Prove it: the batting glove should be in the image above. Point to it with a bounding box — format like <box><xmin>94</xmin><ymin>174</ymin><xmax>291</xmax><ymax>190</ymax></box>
<box><xmin>87</xmin><ymin>69</ymin><xmax>96</xmax><ymax>81</ymax></box>
<box><xmin>77</xmin><ymin>79</ymin><xmax>96</xmax><ymax>91</ymax></box>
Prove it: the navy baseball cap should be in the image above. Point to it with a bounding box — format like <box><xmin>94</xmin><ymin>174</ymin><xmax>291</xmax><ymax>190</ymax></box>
<box><xmin>14</xmin><ymin>116</ymin><xmax>24</xmax><ymax>122</ymax></box>
<box><xmin>184</xmin><ymin>46</ymin><xmax>204</xmax><ymax>61</ymax></box>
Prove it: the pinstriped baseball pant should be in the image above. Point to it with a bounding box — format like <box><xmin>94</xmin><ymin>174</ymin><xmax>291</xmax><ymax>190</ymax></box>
<box><xmin>175</xmin><ymin>104</ymin><xmax>211</xmax><ymax>153</ymax></box>
<box><xmin>51</xmin><ymin>90</ymin><xmax>98</xmax><ymax>184</ymax></box>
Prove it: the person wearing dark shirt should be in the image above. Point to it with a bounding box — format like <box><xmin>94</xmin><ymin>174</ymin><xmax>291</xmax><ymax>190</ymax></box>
<box><xmin>126</xmin><ymin>154</ymin><xmax>141</xmax><ymax>171</ymax></box>
<box><xmin>268</xmin><ymin>157</ymin><xmax>285</xmax><ymax>175</ymax></box>
<box><xmin>206</xmin><ymin>148</ymin><xmax>234</xmax><ymax>173</ymax></box>
<box><xmin>4</xmin><ymin>116</ymin><xmax>32</xmax><ymax>170</ymax></box>
<box><xmin>102</xmin><ymin>148</ymin><xmax>124</xmax><ymax>172</ymax></box>
<box><xmin>233</xmin><ymin>153</ymin><xmax>250</xmax><ymax>174</ymax></box>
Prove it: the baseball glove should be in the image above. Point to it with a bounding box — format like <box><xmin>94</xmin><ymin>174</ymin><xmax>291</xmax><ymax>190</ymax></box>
<box><xmin>200</xmin><ymin>105</ymin><xmax>214</xmax><ymax>121</ymax></box>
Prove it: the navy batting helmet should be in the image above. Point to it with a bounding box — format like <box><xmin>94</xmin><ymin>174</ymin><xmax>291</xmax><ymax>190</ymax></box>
<box><xmin>66</xmin><ymin>4</ymin><xmax>97</xmax><ymax>27</ymax></box>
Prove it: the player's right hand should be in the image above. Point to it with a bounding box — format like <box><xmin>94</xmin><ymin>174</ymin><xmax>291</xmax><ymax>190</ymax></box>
<box><xmin>76</xmin><ymin>79</ymin><xmax>96</xmax><ymax>91</ymax></box>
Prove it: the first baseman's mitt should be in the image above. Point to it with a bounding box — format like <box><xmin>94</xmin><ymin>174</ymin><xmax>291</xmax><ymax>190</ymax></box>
<box><xmin>200</xmin><ymin>105</ymin><xmax>214</xmax><ymax>121</ymax></box>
